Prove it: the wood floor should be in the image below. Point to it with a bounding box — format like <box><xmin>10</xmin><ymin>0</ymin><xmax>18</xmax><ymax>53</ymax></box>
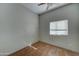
<box><xmin>10</xmin><ymin>41</ymin><xmax>79</xmax><ymax>56</ymax></box>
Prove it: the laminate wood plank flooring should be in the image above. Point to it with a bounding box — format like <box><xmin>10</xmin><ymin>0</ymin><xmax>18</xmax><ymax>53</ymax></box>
<box><xmin>10</xmin><ymin>41</ymin><xmax>79</xmax><ymax>56</ymax></box>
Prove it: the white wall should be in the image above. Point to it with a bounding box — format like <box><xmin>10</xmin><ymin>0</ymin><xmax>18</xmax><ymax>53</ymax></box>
<box><xmin>40</xmin><ymin>4</ymin><xmax>79</xmax><ymax>52</ymax></box>
<box><xmin>0</xmin><ymin>4</ymin><xmax>39</xmax><ymax>55</ymax></box>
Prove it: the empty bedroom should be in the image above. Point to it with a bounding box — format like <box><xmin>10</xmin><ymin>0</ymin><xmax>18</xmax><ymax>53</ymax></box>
<box><xmin>0</xmin><ymin>3</ymin><xmax>79</xmax><ymax>56</ymax></box>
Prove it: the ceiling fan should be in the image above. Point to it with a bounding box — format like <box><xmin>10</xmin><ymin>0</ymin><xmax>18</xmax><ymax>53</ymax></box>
<box><xmin>38</xmin><ymin>3</ymin><xmax>54</xmax><ymax>10</ymax></box>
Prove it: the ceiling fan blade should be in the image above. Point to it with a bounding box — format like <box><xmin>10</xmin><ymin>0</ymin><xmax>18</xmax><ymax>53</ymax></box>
<box><xmin>38</xmin><ymin>3</ymin><xmax>46</xmax><ymax>6</ymax></box>
<box><xmin>38</xmin><ymin>3</ymin><xmax>54</xmax><ymax>10</ymax></box>
<box><xmin>46</xmin><ymin>3</ymin><xmax>53</xmax><ymax>10</ymax></box>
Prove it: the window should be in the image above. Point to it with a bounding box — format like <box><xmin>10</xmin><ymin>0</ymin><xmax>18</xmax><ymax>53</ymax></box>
<box><xmin>50</xmin><ymin>20</ymin><xmax>68</xmax><ymax>35</ymax></box>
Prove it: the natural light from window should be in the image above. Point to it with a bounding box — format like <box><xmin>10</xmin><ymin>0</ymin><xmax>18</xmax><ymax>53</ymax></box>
<box><xmin>50</xmin><ymin>20</ymin><xmax>68</xmax><ymax>35</ymax></box>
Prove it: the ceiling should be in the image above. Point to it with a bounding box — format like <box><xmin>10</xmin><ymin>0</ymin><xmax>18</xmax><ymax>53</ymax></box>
<box><xmin>22</xmin><ymin>3</ymin><xmax>68</xmax><ymax>14</ymax></box>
